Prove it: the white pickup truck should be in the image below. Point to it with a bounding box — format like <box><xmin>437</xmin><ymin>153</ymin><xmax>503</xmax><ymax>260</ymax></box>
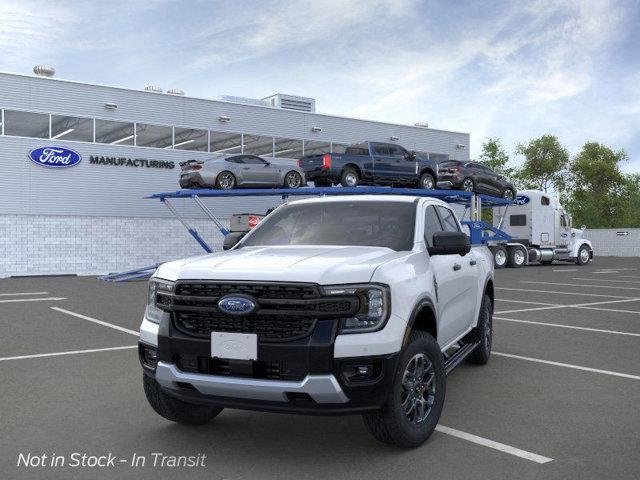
<box><xmin>139</xmin><ymin>195</ymin><xmax>495</xmax><ymax>448</ymax></box>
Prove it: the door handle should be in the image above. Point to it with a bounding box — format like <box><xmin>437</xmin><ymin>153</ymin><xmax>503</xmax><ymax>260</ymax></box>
<box><xmin>453</xmin><ymin>263</ymin><xmax>461</xmax><ymax>271</ymax></box>
<box><xmin>470</xmin><ymin>259</ymin><xmax>477</xmax><ymax>266</ymax></box>
<box><xmin>242</xmin><ymin>167</ymin><xmax>250</xmax><ymax>170</ymax></box>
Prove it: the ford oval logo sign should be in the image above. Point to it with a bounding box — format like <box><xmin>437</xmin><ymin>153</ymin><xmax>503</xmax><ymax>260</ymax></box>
<box><xmin>28</xmin><ymin>146</ymin><xmax>82</xmax><ymax>168</ymax></box>
<box><xmin>514</xmin><ymin>195</ymin><xmax>530</xmax><ymax>206</ymax></box>
<box><xmin>217</xmin><ymin>295</ymin><xmax>257</xmax><ymax>315</ymax></box>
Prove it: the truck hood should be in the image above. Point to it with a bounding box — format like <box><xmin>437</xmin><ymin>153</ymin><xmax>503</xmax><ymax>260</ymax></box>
<box><xmin>154</xmin><ymin>246</ymin><xmax>407</xmax><ymax>284</ymax></box>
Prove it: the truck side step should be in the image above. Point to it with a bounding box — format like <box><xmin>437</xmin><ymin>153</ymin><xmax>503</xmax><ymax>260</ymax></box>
<box><xmin>444</xmin><ymin>342</ymin><xmax>480</xmax><ymax>375</ymax></box>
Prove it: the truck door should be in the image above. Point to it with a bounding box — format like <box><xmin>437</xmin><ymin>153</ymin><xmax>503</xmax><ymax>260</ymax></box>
<box><xmin>557</xmin><ymin>209</ymin><xmax>571</xmax><ymax>247</ymax></box>
<box><xmin>370</xmin><ymin>143</ymin><xmax>394</xmax><ymax>183</ymax></box>
<box><xmin>423</xmin><ymin>205</ymin><xmax>478</xmax><ymax>346</ymax></box>
<box><xmin>387</xmin><ymin>144</ymin><xmax>418</xmax><ymax>183</ymax></box>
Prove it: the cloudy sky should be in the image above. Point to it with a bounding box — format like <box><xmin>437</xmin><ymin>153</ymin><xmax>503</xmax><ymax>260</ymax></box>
<box><xmin>1</xmin><ymin>0</ymin><xmax>639</xmax><ymax>171</ymax></box>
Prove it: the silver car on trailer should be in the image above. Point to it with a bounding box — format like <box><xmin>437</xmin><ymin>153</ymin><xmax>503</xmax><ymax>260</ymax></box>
<box><xmin>179</xmin><ymin>154</ymin><xmax>307</xmax><ymax>189</ymax></box>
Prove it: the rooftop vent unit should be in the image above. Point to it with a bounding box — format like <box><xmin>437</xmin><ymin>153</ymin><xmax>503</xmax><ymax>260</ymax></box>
<box><xmin>33</xmin><ymin>65</ymin><xmax>55</xmax><ymax>78</ymax></box>
<box><xmin>217</xmin><ymin>95</ymin><xmax>270</xmax><ymax>107</ymax></box>
<box><xmin>262</xmin><ymin>93</ymin><xmax>316</xmax><ymax>113</ymax></box>
<box><xmin>414</xmin><ymin>122</ymin><xmax>429</xmax><ymax>128</ymax></box>
<box><xmin>144</xmin><ymin>85</ymin><xmax>163</xmax><ymax>93</ymax></box>
<box><xmin>167</xmin><ymin>88</ymin><xmax>185</xmax><ymax>96</ymax></box>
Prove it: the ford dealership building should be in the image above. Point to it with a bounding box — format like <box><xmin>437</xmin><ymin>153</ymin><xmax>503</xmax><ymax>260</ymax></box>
<box><xmin>0</xmin><ymin>69</ymin><xmax>470</xmax><ymax>276</ymax></box>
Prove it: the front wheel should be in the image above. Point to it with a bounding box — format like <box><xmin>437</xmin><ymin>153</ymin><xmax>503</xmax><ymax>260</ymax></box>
<box><xmin>284</xmin><ymin>171</ymin><xmax>303</xmax><ymax>189</ymax></box>
<box><xmin>362</xmin><ymin>331</ymin><xmax>446</xmax><ymax>448</ymax></box>
<box><xmin>143</xmin><ymin>375</ymin><xmax>223</xmax><ymax>425</ymax></box>
<box><xmin>418</xmin><ymin>172</ymin><xmax>435</xmax><ymax>190</ymax></box>
<box><xmin>576</xmin><ymin>245</ymin><xmax>591</xmax><ymax>265</ymax></box>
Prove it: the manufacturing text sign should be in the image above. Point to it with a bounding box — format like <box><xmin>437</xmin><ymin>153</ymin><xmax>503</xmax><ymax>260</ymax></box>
<box><xmin>28</xmin><ymin>146</ymin><xmax>82</xmax><ymax>168</ymax></box>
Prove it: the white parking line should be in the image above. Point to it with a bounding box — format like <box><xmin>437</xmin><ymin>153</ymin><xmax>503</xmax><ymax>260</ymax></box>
<box><xmin>494</xmin><ymin>316</ymin><xmax>640</xmax><ymax>337</ymax></box>
<box><xmin>0</xmin><ymin>297</ymin><xmax>67</xmax><ymax>304</ymax></box>
<box><xmin>0</xmin><ymin>291</ymin><xmax>49</xmax><ymax>296</ymax></box>
<box><xmin>496</xmin><ymin>299</ymin><xmax>560</xmax><ymax>306</ymax></box>
<box><xmin>435</xmin><ymin>425</ymin><xmax>553</xmax><ymax>464</ymax></box>
<box><xmin>495</xmin><ymin>298</ymin><xmax>640</xmax><ymax>315</ymax></box>
<box><xmin>575</xmin><ymin>306</ymin><xmax>640</xmax><ymax>315</ymax></box>
<box><xmin>0</xmin><ymin>345</ymin><xmax>137</xmax><ymax>362</ymax></box>
<box><xmin>493</xmin><ymin>352</ymin><xmax>640</xmax><ymax>381</ymax></box>
<box><xmin>51</xmin><ymin>307</ymin><xmax>139</xmax><ymax>336</ymax></box>
<box><xmin>497</xmin><ymin>287</ymin><xmax>638</xmax><ymax>299</ymax></box>
<box><xmin>552</xmin><ymin>269</ymin><xmax>578</xmax><ymax>272</ymax></box>
<box><xmin>573</xmin><ymin>277</ymin><xmax>640</xmax><ymax>285</ymax></box>
<box><xmin>520</xmin><ymin>281</ymin><xmax>640</xmax><ymax>291</ymax></box>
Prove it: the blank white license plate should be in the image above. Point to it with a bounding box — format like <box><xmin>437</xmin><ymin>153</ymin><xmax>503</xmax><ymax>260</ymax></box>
<box><xmin>211</xmin><ymin>332</ymin><xmax>257</xmax><ymax>361</ymax></box>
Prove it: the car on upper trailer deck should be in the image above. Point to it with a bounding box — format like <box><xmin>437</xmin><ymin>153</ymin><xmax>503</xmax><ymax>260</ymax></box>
<box><xmin>436</xmin><ymin>160</ymin><xmax>516</xmax><ymax>199</ymax></box>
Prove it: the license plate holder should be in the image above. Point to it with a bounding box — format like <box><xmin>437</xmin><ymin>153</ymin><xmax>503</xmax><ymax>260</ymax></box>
<box><xmin>211</xmin><ymin>332</ymin><xmax>258</xmax><ymax>361</ymax></box>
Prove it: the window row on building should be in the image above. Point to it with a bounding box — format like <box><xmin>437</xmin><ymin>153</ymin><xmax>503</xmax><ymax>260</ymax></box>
<box><xmin>0</xmin><ymin>108</ymin><xmax>354</xmax><ymax>157</ymax></box>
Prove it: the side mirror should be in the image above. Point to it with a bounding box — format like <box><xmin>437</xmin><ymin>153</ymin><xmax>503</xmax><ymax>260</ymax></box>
<box><xmin>404</xmin><ymin>152</ymin><xmax>416</xmax><ymax>160</ymax></box>
<box><xmin>223</xmin><ymin>232</ymin><xmax>246</xmax><ymax>250</ymax></box>
<box><xmin>428</xmin><ymin>231</ymin><xmax>470</xmax><ymax>256</ymax></box>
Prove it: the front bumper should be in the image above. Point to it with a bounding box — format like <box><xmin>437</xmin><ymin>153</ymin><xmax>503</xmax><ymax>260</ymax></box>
<box><xmin>140</xmin><ymin>315</ymin><xmax>400</xmax><ymax>415</ymax></box>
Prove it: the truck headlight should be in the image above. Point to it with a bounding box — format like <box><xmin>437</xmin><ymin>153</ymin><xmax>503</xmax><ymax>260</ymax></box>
<box><xmin>322</xmin><ymin>284</ymin><xmax>391</xmax><ymax>334</ymax></box>
<box><xmin>145</xmin><ymin>278</ymin><xmax>174</xmax><ymax>324</ymax></box>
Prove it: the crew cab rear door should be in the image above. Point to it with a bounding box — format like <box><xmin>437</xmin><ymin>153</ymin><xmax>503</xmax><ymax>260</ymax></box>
<box><xmin>424</xmin><ymin>204</ymin><xmax>479</xmax><ymax>346</ymax></box>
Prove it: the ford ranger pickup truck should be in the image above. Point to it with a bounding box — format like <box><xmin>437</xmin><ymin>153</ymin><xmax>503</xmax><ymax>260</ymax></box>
<box><xmin>139</xmin><ymin>195</ymin><xmax>495</xmax><ymax>448</ymax></box>
<box><xmin>298</xmin><ymin>142</ymin><xmax>439</xmax><ymax>190</ymax></box>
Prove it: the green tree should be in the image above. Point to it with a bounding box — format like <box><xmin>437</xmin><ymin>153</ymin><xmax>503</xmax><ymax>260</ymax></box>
<box><xmin>566</xmin><ymin>142</ymin><xmax>628</xmax><ymax>228</ymax></box>
<box><xmin>515</xmin><ymin>135</ymin><xmax>569</xmax><ymax>193</ymax></box>
<box><xmin>479</xmin><ymin>137</ymin><xmax>514</xmax><ymax>177</ymax></box>
<box><xmin>619</xmin><ymin>174</ymin><xmax>640</xmax><ymax>227</ymax></box>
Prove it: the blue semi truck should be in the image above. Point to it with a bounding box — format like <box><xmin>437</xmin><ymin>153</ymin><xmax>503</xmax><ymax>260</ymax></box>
<box><xmin>298</xmin><ymin>141</ymin><xmax>439</xmax><ymax>189</ymax></box>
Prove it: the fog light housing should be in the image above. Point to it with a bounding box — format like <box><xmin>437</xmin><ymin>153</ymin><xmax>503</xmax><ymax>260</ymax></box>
<box><xmin>341</xmin><ymin>362</ymin><xmax>382</xmax><ymax>384</ymax></box>
<box><xmin>140</xmin><ymin>346</ymin><xmax>158</xmax><ymax>369</ymax></box>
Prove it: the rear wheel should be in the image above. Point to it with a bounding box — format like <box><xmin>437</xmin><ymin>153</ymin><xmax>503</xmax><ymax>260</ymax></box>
<box><xmin>490</xmin><ymin>245</ymin><xmax>508</xmax><ymax>269</ymax></box>
<box><xmin>362</xmin><ymin>331</ymin><xmax>445</xmax><ymax>448</ymax></box>
<box><xmin>143</xmin><ymin>375</ymin><xmax>223</xmax><ymax>425</ymax></box>
<box><xmin>507</xmin><ymin>245</ymin><xmax>526</xmax><ymax>268</ymax></box>
<box><xmin>284</xmin><ymin>171</ymin><xmax>302</xmax><ymax>189</ymax></box>
<box><xmin>419</xmin><ymin>172</ymin><xmax>435</xmax><ymax>190</ymax></box>
<box><xmin>466</xmin><ymin>294</ymin><xmax>493</xmax><ymax>365</ymax></box>
<box><xmin>462</xmin><ymin>178</ymin><xmax>475</xmax><ymax>192</ymax></box>
<box><xmin>215</xmin><ymin>171</ymin><xmax>236</xmax><ymax>190</ymax></box>
<box><xmin>340</xmin><ymin>168</ymin><xmax>359</xmax><ymax>187</ymax></box>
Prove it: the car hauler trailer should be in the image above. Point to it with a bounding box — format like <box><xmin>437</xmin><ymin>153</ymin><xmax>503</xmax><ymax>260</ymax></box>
<box><xmin>100</xmin><ymin>187</ymin><xmax>512</xmax><ymax>281</ymax></box>
<box><xmin>483</xmin><ymin>189</ymin><xmax>593</xmax><ymax>268</ymax></box>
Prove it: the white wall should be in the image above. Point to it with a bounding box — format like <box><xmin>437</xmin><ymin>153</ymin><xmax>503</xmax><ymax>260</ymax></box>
<box><xmin>583</xmin><ymin>228</ymin><xmax>640</xmax><ymax>257</ymax></box>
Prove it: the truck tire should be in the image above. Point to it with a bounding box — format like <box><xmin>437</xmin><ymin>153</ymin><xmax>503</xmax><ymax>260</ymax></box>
<box><xmin>466</xmin><ymin>294</ymin><xmax>492</xmax><ymax>365</ymax></box>
<box><xmin>576</xmin><ymin>245</ymin><xmax>591</xmax><ymax>265</ymax></box>
<box><xmin>143</xmin><ymin>375</ymin><xmax>223</xmax><ymax>425</ymax></box>
<box><xmin>490</xmin><ymin>245</ymin><xmax>508</xmax><ymax>269</ymax></box>
<box><xmin>418</xmin><ymin>172</ymin><xmax>435</xmax><ymax>190</ymax></box>
<box><xmin>340</xmin><ymin>168</ymin><xmax>359</xmax><ymax>187</ymax></box>
<box><xmin>507</xmin><ymin>245</ymin><xmax>526</xmax><ymax>268</ymax></box>
<box><xmin>362</xmin><ymin>331</ymin><xmax>446</xmax><ymax>448</ymax></box>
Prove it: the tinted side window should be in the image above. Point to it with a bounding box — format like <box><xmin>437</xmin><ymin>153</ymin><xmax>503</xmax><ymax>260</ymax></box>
<box><xmin>373</xmin><ymin>144</ymin><xmax>390</xmax><ymax>156</ymax></box>
<box><xmin>424</xmin><ymin>205</ymin><xmax>444</xmax><ymax>247</ymax></box>
<box><xmin>226</xmin><ymin>156</ymin><xmax>244</xmax><ymax>164</ymax></box>
<box><xmin>243</xmin><ymin>156</ymin><xmax>267</xmax><ymax>165</ymax></box>
<box><xmin>436</xmin><ymin>206</ymin><xmax>460</xmax><ymax>232</ymax></box>
<box><xmin>387</xmin><ymin>145</ymin><xmax>405</xmax><ymax>157</ymax></box>
<box><xmin>510</xmin><ymin>214</ymin><xmax>527</xmax><ymax>226</ymax></box>
<box><xmin>541</xmin><ymin>196</ymin><xmax>550</xmax><ymax>205</ymax></box>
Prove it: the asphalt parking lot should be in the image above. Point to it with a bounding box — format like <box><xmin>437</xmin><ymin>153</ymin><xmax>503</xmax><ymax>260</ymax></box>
<box><xmin>2</xmin><ymin>257</ymin><xmax>640</xmax><ymax>480</ymax></box>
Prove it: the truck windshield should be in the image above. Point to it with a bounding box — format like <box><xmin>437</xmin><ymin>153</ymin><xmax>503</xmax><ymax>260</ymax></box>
<box><xmin>240</xmin><ymin>201</ymin><xmax>416</xmax><ymax>251</ymax></box>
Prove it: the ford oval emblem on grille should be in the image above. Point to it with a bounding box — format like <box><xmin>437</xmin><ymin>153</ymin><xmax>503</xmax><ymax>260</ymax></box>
<box><xmin>217</xmin><ymin>295</ymin><xmax>257</xmax><ymax>315</ymax></box>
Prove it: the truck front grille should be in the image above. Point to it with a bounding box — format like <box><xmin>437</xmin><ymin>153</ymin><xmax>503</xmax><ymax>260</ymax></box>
<box><xmin>161</xmin><ymin>281</ymin><xmax>359</xmax><ymax>342</ymax></box>
<box><xmin>174</xmin><ymin>311</ymin><xmax>316</xmax><ymax>342</ymax></box>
